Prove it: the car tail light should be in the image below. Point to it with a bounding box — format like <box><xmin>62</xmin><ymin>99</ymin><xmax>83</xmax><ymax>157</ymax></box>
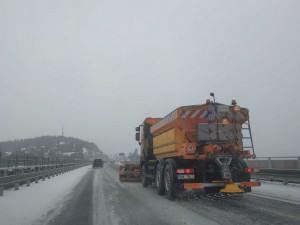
<box><xmin>176</xmin><ymin>169</ymin><xmax>194</xmax><ymax>174</ymax></box>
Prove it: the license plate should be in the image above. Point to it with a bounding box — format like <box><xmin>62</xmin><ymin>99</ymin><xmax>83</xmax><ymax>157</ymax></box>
<box><xmin>177</xmin><ymin>174</ymin><xmax>195</xmax><ymax>179</ymax></box>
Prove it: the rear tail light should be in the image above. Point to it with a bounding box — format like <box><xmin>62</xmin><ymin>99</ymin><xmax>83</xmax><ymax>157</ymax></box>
<box><xmin>245</xmin><ymin>168</ymin><xmax>260</xmax><ymax>173</ymax></box>
<box><xmin>245</xmin><ymin>168</ymin><xmax>254</xmax><ymax>173</ymax></box>
<box><xmin>176</xmin><ymin>169</ymin><xmax>194</xmax><ymax>174</ymax></box>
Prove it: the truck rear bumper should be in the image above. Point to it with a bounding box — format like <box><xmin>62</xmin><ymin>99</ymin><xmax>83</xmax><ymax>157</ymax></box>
<box><xmin>183</xmin><ymin>181</ymin><xmax>260</xmax><ymax>189</ymax></box>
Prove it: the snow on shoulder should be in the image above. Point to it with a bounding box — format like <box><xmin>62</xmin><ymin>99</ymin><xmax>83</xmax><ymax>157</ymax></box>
<box><xmin>0</xmin><ymin>165</ymin><xmax>91</xmax><ymax>225</ymax></box>
<box><xmin>251</xmin><ymin>181</ymin><xmax>300</xmax><ymax>205</ymax></box>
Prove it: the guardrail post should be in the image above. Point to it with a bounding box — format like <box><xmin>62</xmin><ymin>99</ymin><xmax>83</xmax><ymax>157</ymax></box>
<box><xmin>26</xmin><ymin>179</ymin><xmax>30</xmax><ymax>186</ymax></box>
<box><xmin>42</xmin><ymin>176</ymin><xmax>45</xmax><ymax>181</ymax></box>
<box><xmin>48</xmin><ymin>174</ymin><xmax>51</xmax><ymax>179</ymax></box>
<box><xmin>35</xmin><ymin>177</ymin><xmax>38</xmax><ymax>183</ymax></box>
<box><xmin>14</xmin><ymin>182</ymin><xmax>19</xmax><ymax>190</ymax></box>
<box><xmin>268</xmin><ymin>157</ymin><xmax>272</xmax><ymax>169</ymax></box>
<box><xmin>0</xmin><ymin>186</ymin><xmax>3</xmax><ymax>196</ymax></box>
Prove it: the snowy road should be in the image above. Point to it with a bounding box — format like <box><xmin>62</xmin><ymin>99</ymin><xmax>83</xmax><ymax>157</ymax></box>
<box><xmin>45</xmin><ymin>164</ymin><xmax>216</xmax><ymax>225</ymax></box>
<box><xmin>1</xmin><ymin>164</ymin><xmax>300</xmax><ymax>225</ymax></box>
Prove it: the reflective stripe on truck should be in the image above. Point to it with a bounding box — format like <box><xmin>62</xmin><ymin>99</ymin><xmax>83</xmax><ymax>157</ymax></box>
<box><xmin>239</xmin><ymin>181</ymin><xmax>261</xmax><ymax>187</ymax></box>
<box><xmin>183</xmin><ymin>181</ymin><xmax>261</xmax><ymax>189</ymax></box>
<box><xmin>184</xmin><ymin>183</ymin><xmax>205</xmax><ymax>189</ymax></box>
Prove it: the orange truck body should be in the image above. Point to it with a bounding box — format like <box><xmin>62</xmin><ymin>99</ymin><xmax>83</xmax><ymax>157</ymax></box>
<box><xmin>136</xmin><ymin>98</ymin><xmax>260</xmax><ymax>198</ymax></box>
<box><xmin>143</xmin><ymin>104</ymin><xmax>252</xmax><ymax>160</ymax></box>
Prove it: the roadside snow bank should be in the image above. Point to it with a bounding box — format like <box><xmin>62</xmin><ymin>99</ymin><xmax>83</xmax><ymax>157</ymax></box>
<box><xmin>251</xmin><ymin>181</ymin><xmax>300</xmax><ymax>203</ymax></box>
<box><xmin>0</xmin><ymin>165</ymin><xmax>91</xmax><ymax>225</ymax></box>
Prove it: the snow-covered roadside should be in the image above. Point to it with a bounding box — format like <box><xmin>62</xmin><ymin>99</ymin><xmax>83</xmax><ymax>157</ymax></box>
<box><xmin>251</xmin><ymin>181</ymin><xmax>300</xmax><ymax>204</ymax></box>
<box><xmin>0</xmin><ymin>165</ymin><xmax>91</xmax><ymax>225</ymax></box>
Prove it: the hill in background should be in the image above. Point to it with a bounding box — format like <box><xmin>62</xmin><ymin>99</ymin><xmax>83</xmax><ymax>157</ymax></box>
<box><xmin>0</xmin><ymin>136</ymin><xmax>108</xmax><ymax>161</ymax></box>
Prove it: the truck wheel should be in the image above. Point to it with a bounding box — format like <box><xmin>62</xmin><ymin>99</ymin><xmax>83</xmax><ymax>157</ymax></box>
<box><xmin>141</xmin><ymin>164</ymin><xmax>148</xmax><ymax>188</ymax></box>
<box><xmin>155</xmin><ymin>163</ymin><xmax>165</xmax><ymax>195</ymax></box>
<box><xmin>164</xmin><ymin>163</ymin><xmax>176</xmax><ymax>200</ymax></box>
<box><xmin>231</xmin><ymin>158</ymin><xmax>250</xmax><ymax>182</ymax></box>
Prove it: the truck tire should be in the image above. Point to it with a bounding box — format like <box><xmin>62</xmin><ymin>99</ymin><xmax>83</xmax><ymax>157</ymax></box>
<box><xmin>141</xmin><ymin>164</ymin><xmax>148</xmax><ymax>188</ymax></box>
<box><xmin>155</xmin><ymin>163</ymin><xmax>165</xmax><ymax>195</ymax></box>
<box><xmin>231</xmin><ymin>157</ymin><xmax>250</xmax><ymax>182</ymax></box>
<box><xmin>164</xmin><ymin>159</ymin><xmax>177</xmax><ymax>200</ymax></box>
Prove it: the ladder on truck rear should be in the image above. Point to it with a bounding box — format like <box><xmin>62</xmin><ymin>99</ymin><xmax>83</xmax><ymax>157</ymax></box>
<box><xmin>241</xmin><ymin>118</ymin><xmax>256</xmax><ymax>158</ymax></box>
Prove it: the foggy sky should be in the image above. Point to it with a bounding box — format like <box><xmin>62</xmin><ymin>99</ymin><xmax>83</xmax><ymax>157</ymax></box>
<box><xmin>1</xmin><ymin>0</ymin><xmax>300</xmax><ymax>157</ymax></box>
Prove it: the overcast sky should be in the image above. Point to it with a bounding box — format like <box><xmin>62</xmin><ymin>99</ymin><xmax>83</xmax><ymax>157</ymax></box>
<box><xmin>1</xmin><ymin>0</ymin><xmax>299</xmax><ymax>157</ymax></box>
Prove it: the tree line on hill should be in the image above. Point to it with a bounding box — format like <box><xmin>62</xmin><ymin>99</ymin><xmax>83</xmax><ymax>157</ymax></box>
<box><xmin>0</xmin><ymin>136</ymin><xmax>107</xmax><ymax>160</ymax></box>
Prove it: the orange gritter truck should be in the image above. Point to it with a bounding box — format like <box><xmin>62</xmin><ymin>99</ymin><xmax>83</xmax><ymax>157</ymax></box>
<box><xmin>135</xmin><ymin>93</ymin><xmax>260</xmax><ymax>199</ymax></box>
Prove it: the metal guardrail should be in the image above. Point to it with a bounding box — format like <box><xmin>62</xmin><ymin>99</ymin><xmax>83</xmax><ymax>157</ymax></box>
<box><xmin>247</xmin><ymin>156</ymin><xmax>300</xmax><ymax>170</ymax></box>
<box><xmin>0</xmin><ymin>154</ymin><xmax>88</xmax><ymax>168</ymax></box>
<box><xmin>0</xmin><ymin>159</ymin><xmax>91</xmax><ymax>196</ymax></box>
<box><xmin>246</xmin><ymin>157</ymin><xmax>300</xmax><ymax>184</ymax></box>
<box><xmin>251</xmin><ymin>168</ymin><xmax>300</xmax><ymax>184</ymax></box>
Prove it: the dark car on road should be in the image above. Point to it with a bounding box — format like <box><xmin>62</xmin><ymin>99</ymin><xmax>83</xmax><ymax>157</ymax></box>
<box><xmin>93</xmin><ymin>159</ymin><xmax>103</xmax><ymax>168</ymax></box>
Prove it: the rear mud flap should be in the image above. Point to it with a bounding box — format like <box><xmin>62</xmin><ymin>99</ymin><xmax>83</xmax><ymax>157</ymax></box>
<box><xmin>220</xmin><ymin>184</ymin><xmax>244</xmax><ymax>193</ymax></box>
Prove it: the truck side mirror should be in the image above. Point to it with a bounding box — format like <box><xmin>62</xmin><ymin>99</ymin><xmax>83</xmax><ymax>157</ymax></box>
<box><xmin>135</xmin><ymin>126</ymin><xmax>140</xmax><ymax>131</ymax></box>
<box><xmin>135</xmin><ymin>132</ymin><xmax>140</xmax><ymax>142</ymax></box>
